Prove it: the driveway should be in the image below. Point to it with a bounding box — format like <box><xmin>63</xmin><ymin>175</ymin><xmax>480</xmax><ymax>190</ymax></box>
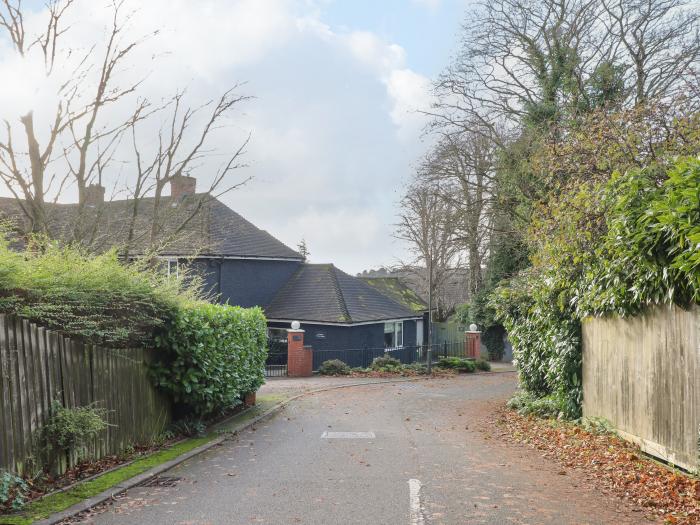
<box><xmin>75</xmin><ymin>373</ymin><xmax>644</xmax><ymax>524</ymax></box>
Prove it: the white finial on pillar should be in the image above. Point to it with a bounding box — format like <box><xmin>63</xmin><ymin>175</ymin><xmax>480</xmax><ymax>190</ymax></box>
<box><xmin>291</xmin><ymin>320</ymin><xmax>301</xmax><ymax>330</ymax></box>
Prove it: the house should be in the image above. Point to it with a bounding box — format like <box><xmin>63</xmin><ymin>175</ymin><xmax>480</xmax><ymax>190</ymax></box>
<box><xmin>266</xmin><ymin>264</ymin><xmax>422</xmax><ymax>351</ymax></box>
<box><xmin>0</xmin><ymin>176</ymin><xmax>421</xmax><ymax>356</ymax></box>
<box><xmin>358</xmin><ymin>276</ymin><xmax>428</xmax><ymax>345</ymax></box>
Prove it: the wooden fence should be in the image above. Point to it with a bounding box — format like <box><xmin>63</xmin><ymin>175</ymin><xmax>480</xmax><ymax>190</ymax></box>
<box><xmin>0</xmin><ymin>314</ymin><xmax>171</xmax><ymax>476</ymax></box>
<box><xmin>430</xmin><ymin>321</ymin><xmax>466</xmax><ymax>345</ymax></box>
<box><xmin>582</xmin><ymin>304</ymin><xmax>699</xmax><ymax>472</ymax></box>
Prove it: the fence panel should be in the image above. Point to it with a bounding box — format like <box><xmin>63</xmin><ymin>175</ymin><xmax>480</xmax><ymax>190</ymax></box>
<box><xmin>430</xmin><ymin>322</ymin><xmax>465</xmax><ymax>345</ymax></box>
<box><xmin>582</xmin><ymin>304</ymin><xmax>699</xmax><ymax>472</ymax></box>
<box><xmin>0</xmin><ymin>314</ymin><xmax>171</xmax><ymax>476</ymax></box>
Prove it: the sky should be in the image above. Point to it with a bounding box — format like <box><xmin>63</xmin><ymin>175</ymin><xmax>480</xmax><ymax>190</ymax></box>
<box><xmin>0</xmin><ymin>0</ymin><xmax>471</xmax><ymax>274</ymax></box>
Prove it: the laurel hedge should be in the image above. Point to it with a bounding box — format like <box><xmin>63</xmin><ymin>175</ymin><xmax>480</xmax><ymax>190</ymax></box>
<box><xmin>152</xmin><ymin>303</ymin><xmax>268</xmax><ymax>416</ymax></box>
<box><xmin>491</xmin><ymin>157</ymin><xmax>700</xmax><ymax>419</ymax></box>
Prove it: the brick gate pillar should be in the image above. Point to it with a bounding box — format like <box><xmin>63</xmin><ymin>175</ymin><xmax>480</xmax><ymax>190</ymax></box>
<box><xmin>287</xmin><ymin>326</ymin><xmax>313</xmax><ymax>377</ymax></box>
<box><xmin>465</xmin><ymin>330</ymin><xmax>481</xmax><ymax>359</ymax></box>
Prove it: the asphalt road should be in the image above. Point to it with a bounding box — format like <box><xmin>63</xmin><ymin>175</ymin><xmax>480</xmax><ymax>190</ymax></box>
<box><xmin>76</xmin><ymin>373</ymin><xmax>645</xmax><ymax>525</ymax></box>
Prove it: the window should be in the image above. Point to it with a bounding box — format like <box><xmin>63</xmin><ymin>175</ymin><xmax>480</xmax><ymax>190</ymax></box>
<box><xmin>165</xmin><ymin>258</ymin><xmax>179</xmax><ymax>278</ymax></box>
<box><xmin>384</xmin><ymin>321</ymin><xmax>403</xmax><ymax>348</ymax></box>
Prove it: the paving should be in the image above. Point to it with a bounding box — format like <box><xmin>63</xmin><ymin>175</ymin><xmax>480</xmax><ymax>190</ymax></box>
<box><xmin>70</xmin><ymin>372</ymin><xmax>644</xmax><ymax>525</ymax></box>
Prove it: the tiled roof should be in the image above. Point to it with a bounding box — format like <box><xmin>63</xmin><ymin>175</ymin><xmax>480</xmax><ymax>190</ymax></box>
<box><xmin>0</xmin><ymin>195</ymin><xmax>302</xmax><ymax>260</ymax></box>
<box><xmin>265</xmin><ymin>264</ymin><xmax>421</xmax><ymax>324</ymax></box>
<box><xmin>359</xmin><ymin>277</ymin><xmax>428</xmax><ymax>313</ymax></box>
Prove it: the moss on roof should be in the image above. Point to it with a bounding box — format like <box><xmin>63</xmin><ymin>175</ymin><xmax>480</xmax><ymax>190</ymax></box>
<box><xmin>359</xmin><ymin>277</ymin><xmax>427</xmax><ymax>313</ymax></box>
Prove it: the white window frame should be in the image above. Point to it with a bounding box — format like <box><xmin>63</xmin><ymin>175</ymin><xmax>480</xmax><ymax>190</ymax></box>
<box><xmin>384</xmin><ymin>321</ymin><xmax>404</xmax><ymax>349</ymax></box>
<box><xmin>166</xmin><ymin>258</ymin><xmax>179</xmax><ymax>278</ymax></box>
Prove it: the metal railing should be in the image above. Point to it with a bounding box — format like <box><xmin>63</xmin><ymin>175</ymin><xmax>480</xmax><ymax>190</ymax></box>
<box><xmin>311</xmin><ymin>341</ymin><xmax>467</xmax><ymax>371</ymax></box>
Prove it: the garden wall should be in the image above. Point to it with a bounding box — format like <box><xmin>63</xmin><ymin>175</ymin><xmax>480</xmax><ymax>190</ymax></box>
<box><xmin>0</xmin><ymin>314</ymin><xmax>170</xmax><ymax>476</ymax></box>
<box><xmin>582</xmin><ymin>304</ymin><xmax>699</xmax><ymax>471</ymax></box>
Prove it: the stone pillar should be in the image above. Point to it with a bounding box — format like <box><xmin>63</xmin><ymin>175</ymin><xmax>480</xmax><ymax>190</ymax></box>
<box><xmin>465</xmin><ymin>331</ymin><xmax>481</xmax><ymax>359</ymax></box>
<box><xmin>287</xmin><ymin>329</ymin><xmax>313</xmax><ymax>377</ymax></box>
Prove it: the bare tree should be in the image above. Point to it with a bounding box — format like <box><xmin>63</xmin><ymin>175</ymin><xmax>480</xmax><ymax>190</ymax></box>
<box><xmin>0</xmin><ymin>0</ymin><xmax>251</xmax><ymax>249</ymax></box>
<box><xmin>395</xmin><ymin>181</ymin><xmax>461</xmax><ymax>320</ymax></box>
<box><xmin>428</xmin><ymin>0</ymin><xmax>612</xmax><ymax>136</ymax></box>
<box><xmin>602</xmin><ymin>0</ymin><xmax>700</xmax><ymax>105</ymax></box>
<box><xmin>419</xmin><ymin>130</ymin><xmax>497</xmax><ymax>296</ymax></box>
<box><xmin>119</xmin><ymin>89</ymin><xmax>252</xmax><ymax>257</ymax></box>
<box><xmin>429</xmin><ymin>0</ymin><xmax>700</xmax><ymax>134</ymax></box>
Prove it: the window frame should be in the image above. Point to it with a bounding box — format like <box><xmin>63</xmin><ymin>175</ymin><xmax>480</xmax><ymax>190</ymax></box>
<box><xmin>384</xmin><ymin>321</ymin><xmax>404</xmax><ymax>349</ymax></box>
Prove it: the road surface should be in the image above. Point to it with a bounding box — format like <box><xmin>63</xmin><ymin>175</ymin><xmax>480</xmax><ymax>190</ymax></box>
<box><xmin>75</xmin><ymin>373</ymin><xmax>644</xmax><ymax>524</ymax></box>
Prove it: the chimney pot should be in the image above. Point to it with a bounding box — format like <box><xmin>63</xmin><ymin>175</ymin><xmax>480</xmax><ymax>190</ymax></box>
<box><xmin>170</xmin><ymin>175</ymin><xmax>197</xmax><ymax>201</ymax></box>
<box><xmin>84</xmin><ymin>184</ymin><xmax>105</xmax><ymax>206</ymax></box>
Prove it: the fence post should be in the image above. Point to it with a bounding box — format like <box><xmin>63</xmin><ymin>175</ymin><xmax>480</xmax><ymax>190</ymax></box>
<box><xmin>443</xmin><ymin>341</ymin><xmax>447</xmax><ymax>358</ymax></box>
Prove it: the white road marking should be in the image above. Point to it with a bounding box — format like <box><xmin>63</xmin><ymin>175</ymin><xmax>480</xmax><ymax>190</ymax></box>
<box><xmin>320</xmin><ymin>431</ymin><xmax>376</xmax><ymax>439</ymax></box>
<box><xmin>408</xmin><ymin>478</ymin><xmax>425</xmax><ymax>525</ymax></box>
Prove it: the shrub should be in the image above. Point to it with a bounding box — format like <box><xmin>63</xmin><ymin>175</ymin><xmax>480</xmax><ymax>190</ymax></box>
<box><xmin>0</xmin><ymin>234</ymin><xmax>202</xmax><ymax>347</ymax></box>
<box><xmin>169</xmin><ymin>417</ymin><xmax>207</xmax><ymax>437</ymax></box>
<box><xmin>42</xmin><ymin>401</ymin><xmax>109</xmax><ymax>455</ymax></box>
<box><xmin>578</xmin><ymin>416</ymin><xmax>616</xmax><ymax>435</ymax></box>
<box><xmin>370</xmin><ymin>355</ymin><xmax>402</xmax><ymax>370</ymax></box>
<box><xmin>492</xmin><ymin>157</ymin><xmax>700</xmax><ymax>421</ymax></box>
<box><xmin>507</xmin><ymin>391</ymin><xmax>566</xmax><ymax>419</ymax></box>
<box><xmin>318</xmin><ymin>359</ymin><xmax>351</xmax><ymax>375</ymax></box>
<box><xmin>474</xmin><ymin>359</ymin><xmax>491</xmax><ymax>371</ymax></box>
<box><xmin>153</xmin><ymin>302</ymin><xmax>267</xmax><ymax>416</ymax></box>
<box><xmin>437</xmin><ymin>357</ymin><xmax>476</xmax><ymax>372</ymax></box>
<box><xmin>0</xmin><ymin>470</ymin><xmax>29</xmax><ymax>511</ymax></box>
<box><xmin>403</xmin><ymin>363</ymin><xmax>428</xmax><ymax>374</ymax></box>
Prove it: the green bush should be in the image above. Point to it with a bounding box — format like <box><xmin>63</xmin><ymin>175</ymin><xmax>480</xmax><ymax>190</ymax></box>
<box><xmin>42</xmin><ymin>401</ymin><xmax>109</xmax><ymax>455</ymax></box>
<box><xmin>437</xmin><ymin>357</ymin><xmax>476</xmax><ymax>372</ymax></box>
<box><xmin>318</xmin><ymin>359</ymin><xmax>351</xmax><ymax>375</ymax></box>
<box><xmin>577</xmin><ymin>416</ymin><xmax>616</xmax><ymax>435</ymax></box>
<box><xmin>403</xmin><ymin>363</ymin><xmax>428</xmax><ymax>374</ymax></box>
<box><xmin>0</xmin><ymin>234</ymin><xmax>201</xmax><ymax>347</ymax></box>
<box><xmin>169</xmin><ymin>417</ymin><xmax>207</xmax><ymax>437</ymax></box>
<box><xmin>371</xmin><ymin>355</ymin><xmax>402</xmax><ymax>370</ymax></box>
<box><xmin>474</xmin><ymin>359</ymin><xmax>491</xmax><ymax>371</ymax></box>
<box><xmin>152</xmin><ymin>302</ymin><xmax>267</xmax><ymax>416</ymax></box>
<box><xmin>507</xmin><ymin>391</ymin><xmax>567</xmax><ymax>419</ymax></box>
<box><xmin>579</xmin><ymin>158</ymin><xmax>700</xmax><ymax>315</ymax></box>
<box><xmin>492</xmin><ymin>157</ymin><xmax>700</xmax><ymax>421</ymax></box>
<box><xmin>0</xmin><ymin>470</ymin><xmax>29</xmax><ymax>511</ymax></box>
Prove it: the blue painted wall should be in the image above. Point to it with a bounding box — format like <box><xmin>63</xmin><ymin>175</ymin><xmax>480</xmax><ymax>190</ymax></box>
<box><xmin>269</xmin><ymin>319</ymin><xmax>418</xmax><ymax>369</ymax></box>
<box><xmin>191</xmin><ymin>258</ymin><xmax>302</xmax><ymax>308</ymax></box>
<box><xmin>269</xmin><ymin>319</ymin><xmax>417</xmax><ymax>350</ymax></box>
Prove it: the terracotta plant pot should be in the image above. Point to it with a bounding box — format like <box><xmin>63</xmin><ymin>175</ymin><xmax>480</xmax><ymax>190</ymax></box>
<box><xmin>244</xmin><ymin>391</ymin><xmax>256</xmax><ymax>406</ymax></box>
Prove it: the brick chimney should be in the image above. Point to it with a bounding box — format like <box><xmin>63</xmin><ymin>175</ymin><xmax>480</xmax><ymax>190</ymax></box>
<box><xmin>170</xmin><ymin>175</ymin><xmax>197</xmax><ymax>201</ymax></box>
<box><xmin>84</xmin><ymin>184</ymin><xmax>105</xmax><ymax>207</ymax></box>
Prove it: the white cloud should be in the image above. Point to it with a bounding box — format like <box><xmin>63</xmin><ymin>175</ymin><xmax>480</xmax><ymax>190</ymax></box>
<box><xmin>384</xmin><ymin>68</ymin><xmax>434</xmax><ymax>140</ymax></box>
<box><xmin>0</xmin><ymin>0</ymin><xmax>432</xmax><ymax>273</ymax></box>
<box><xmin>411</xmin><ymin>0</ymin><xmax>442</xmax><ymax>11</ymax></box>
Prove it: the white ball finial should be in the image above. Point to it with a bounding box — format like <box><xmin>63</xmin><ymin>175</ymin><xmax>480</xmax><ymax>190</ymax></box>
<box><xmin>469</xmin><ymin>323</ymin><xmax>478</xmax><ymax>332</ymax></box>
<box><xmin>291</xmin><ymin>320</ymin><xmax>301</xmax><ymax>330</ymax></box>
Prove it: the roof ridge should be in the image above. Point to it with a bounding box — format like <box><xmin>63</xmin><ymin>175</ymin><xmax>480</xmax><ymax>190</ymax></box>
<box><xmin>328</xmin><ymin>264</ymin><xmax>352</xmax><ymax>324</ymax></box>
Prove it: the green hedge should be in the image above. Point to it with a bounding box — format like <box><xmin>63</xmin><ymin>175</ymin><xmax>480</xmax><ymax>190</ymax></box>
<box><xmin>152</xmin><ymin>303</ymin><xmax>268</xmax><ymax>416</ymax></box>
<box><xmin>491</xmin><ymin>157</ymin><xmax>700</xmax><ymax>419</ymax></box>
<box><xmin>0</xmin><ymin>234</ymin><xmax>198</xmax><ymax>347</ymax></box>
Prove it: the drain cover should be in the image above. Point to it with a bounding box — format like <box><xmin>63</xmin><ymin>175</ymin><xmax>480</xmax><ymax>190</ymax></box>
<box><xmin>141</xmin><ymin>476</ymin><xmax>182</xmax><ymax>487</ymax></box>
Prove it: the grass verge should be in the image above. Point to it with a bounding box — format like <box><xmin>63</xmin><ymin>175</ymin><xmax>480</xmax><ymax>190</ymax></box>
<box><xmin>0</xmin><ymin>394</ymin><xmax>293</xmax><ymax>525</ymax></box>
<box><xmin>0</xmin><ymin>436</ymin><xmax>212</xmax><ymax>525</ymax></box>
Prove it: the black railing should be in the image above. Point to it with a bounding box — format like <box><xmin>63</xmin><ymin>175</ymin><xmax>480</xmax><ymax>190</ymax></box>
<box><xmin>265</xmin><ymin>338</ymin><xmax>288</xmax><ymax>377</ymax></box>
<box><xmin>311</xmin><ymin>341</ymin><xmax>467</xmax><ymax>371</ymax></box>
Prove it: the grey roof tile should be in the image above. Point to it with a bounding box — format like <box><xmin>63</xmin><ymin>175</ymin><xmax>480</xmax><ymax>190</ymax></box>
<box><xmin>0</xmin><ymin>195</ymin><xmax>302</xmax><ymax>260</ymax></box>
<box><xmin>265</xmin><ymin>264</ymin><xmax>420</xmax><ymax>324</ymax></box>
